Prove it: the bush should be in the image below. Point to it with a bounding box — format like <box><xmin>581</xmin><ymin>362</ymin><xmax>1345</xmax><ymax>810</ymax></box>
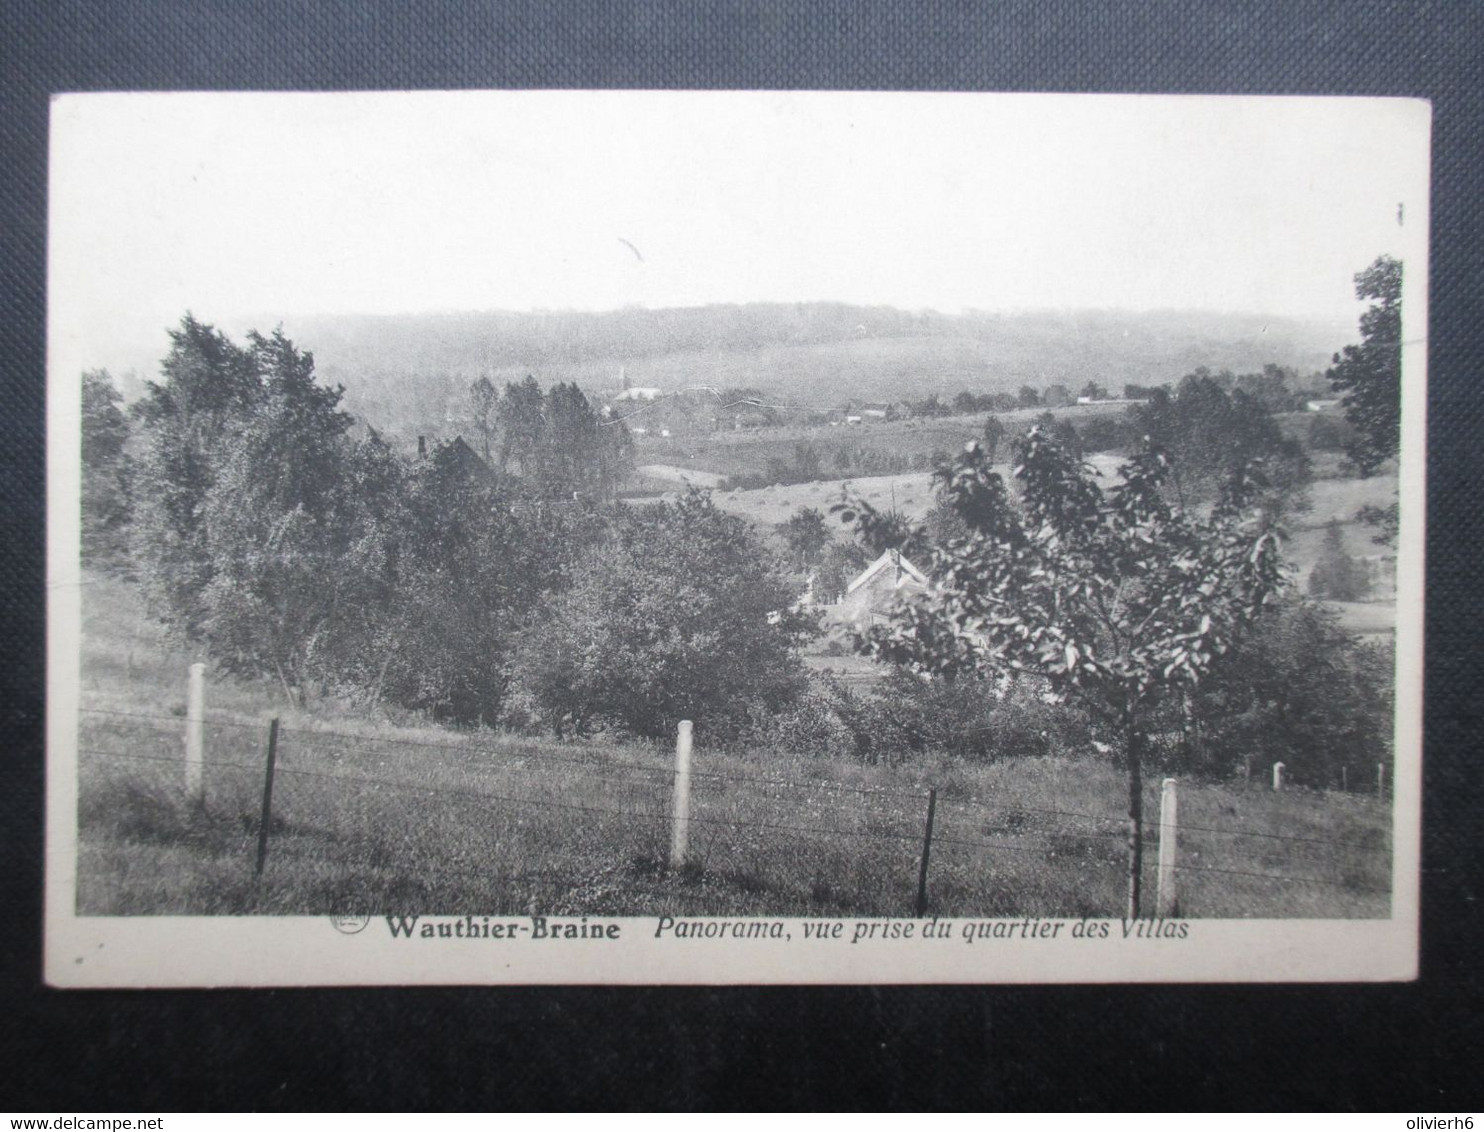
<box><xmin>510</xmin><ymin>489</ymin><xmax>814</xmax><ymax>742</ymax></box>
<box><xmin>738</xmin><ymin>669</ymin><xmax>1100</xmax><ymax>767</ymax></box>
<box><xmin>735</xmin><ymin>677</ymin><xmax>860</xmax><ymax>759</ymax></box>
<box><xmin>864</xmin><ymin>670</ymin><xmax>1098</xmax><ymax>763</ymax></box>
<box><xmin>1183</xmin><ymin>597</ymin><xmax>1393</xmax><ymax>787</ymax></box>
<box><xmin>1307</xmin><ymin>413</ymin><xmax>1357</xmax><ymax>453</ymax></box>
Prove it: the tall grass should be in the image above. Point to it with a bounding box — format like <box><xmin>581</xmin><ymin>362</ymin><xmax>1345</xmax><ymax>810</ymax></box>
<box><xmin>74</xmin><ymin>573</ymin><xmax>1393</xmax><ymax>919</ymax></box>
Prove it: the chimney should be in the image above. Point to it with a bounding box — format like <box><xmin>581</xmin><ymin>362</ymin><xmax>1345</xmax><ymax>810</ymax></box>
<box><xmin>417</xmin><ymin>435</ymin><xmax>427</xmax><ymax>459</ymax></box>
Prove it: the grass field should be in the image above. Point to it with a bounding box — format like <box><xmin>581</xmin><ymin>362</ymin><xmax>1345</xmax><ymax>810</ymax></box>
<box><xmin>630</xmin><ymin>405</ymin><xmax>1128</xmax><ymax>481</ymax></box>
<box><xmin>74</xmin><ymin>573</ymin><xmax>1393</xmax><ymax>920</ymax></box>
<box><xmin>634</xmin><ymin>452</ymin><xmax>1129</xmax><ymax>532</ymax></box>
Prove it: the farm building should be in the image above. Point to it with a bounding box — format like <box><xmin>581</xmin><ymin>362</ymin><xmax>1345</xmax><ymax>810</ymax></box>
<box><xmin>827</xmin><ymin>550</ymin><xmax>929</xmax><ymax>627</ymax></box>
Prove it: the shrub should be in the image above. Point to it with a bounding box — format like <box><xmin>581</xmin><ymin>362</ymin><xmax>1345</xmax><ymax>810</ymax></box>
<box><xmin>865</xmin><ymin>670</ymin><xmax>1099</xmax><ymax>763</ymax></box>
<box><xmin>735</xmin><ymin>677</ymin><xmax>860</xmax><ymax>759</ymax></box>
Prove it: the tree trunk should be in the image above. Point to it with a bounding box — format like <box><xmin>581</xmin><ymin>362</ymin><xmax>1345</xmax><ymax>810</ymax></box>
<box><xmin>1126</xmin><ymin>718</ymin><xmax>1144</xmax><ymax>921</ymax></box>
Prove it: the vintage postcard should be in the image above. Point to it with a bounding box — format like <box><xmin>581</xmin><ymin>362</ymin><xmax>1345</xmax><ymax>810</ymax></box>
<box><xmin>46</xmin><ymin>91</ymin><xmax>1427</xmax><ymax>985</ymax></box>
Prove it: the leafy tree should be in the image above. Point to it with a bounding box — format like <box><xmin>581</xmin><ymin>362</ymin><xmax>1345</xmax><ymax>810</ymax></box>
<box><xmin>1306</xmin><ymin>412</ymin><xmax>1355</xmax><ymax>453</ymax></box>
<box><xmin>838</xmin><ymin>427</ymin><xmax>1282</xmax><ymax>918</ymax></box>
<box><xmin>1234</xmin><ymin>364</ymin><xmax>1299</xmax><ymax>414</ymax></box>
<box><xmin>921</xmin><ymin>496</ymin><xmax>970</xmax><ymax>548</ymax></box>
<box><xmin>132</xmin><ymin>315</ymin><xmax>264</xmax><ymax>634</ymax></box>
<box><xmin>1307</xmin><ymin>520</ymin><xmax>1367</xmax><ymax>602</ymax></box>
<box><xmin>1124</xmin><ymin>383</ymin><xmax>1164</xmax><ymax>401</ymax></box>
<box><xmin>1051</xmin><ymin>417</ymin><xmax>1082</xmax><ymax>460</ymax></box>
<box><xmin>539</xmin><ymin>382</ymin><xmax>615</xmax><ymax>499</ymax></box>
<box><xmin>469</xmin><ymin>375</ymin><xmax>498</xmax><ymax>460</ymax></box>
<box><xmin>1017</xmin><ymin>384</ymin><xmax>1041</xmax><ymax>409</ymax></box>
<box><xmin>494</xmin><ymin>375</ymin><xmax>546</xmax><ymax>474</ymax></box>
<box><xmin>1076</xmin><ymin>411</ymin><xmax>1133</xmax><ymax>455</ymax></box>
<box><xmin>1044</xmin><ymin>384</ymin><xmax>1072</xmax><ymax>408</ymax></box>
<box><xmin>80</xmin><ymin>369</ymin><xmax>134</xmax><ymax>569</ymax></box>
<box><xmin>1328</xmin><ymin>255</ymin><xmax>1402</xmax><ymax>476</ymax></box>
<box><xmin>515</xmin><ymin>489</ymin><xmax>812</xmax><ymax>740</ymax></box>
<box><xmin>1186</xmin><ymin>597</ymin><xmax>1392</xmax><ymax>788</ymax></box>
<box><xmin>780</xmin><ymin>507</ymin><xmax>831</xmax><ymax>571</ymax></box>
<box><xmin>372</xmin><ymin>448</ymin><xmax>601</xmax><ymax>723</ymax></box>
<box><xmin>1079</xmin><ymin>380</ymin><xmax>1109</xmax><ymax>402</ymax></box>
<box><xmin>194</xmin><ymin>330</ymin><xmax>356</xmax><ymax>703</ymax></box>
<box><xmin>816</xmin><ymin>538</ymin><xmax>871</xmax><ymax>604</ymax></box>
<box><xmin>908</xmin><ymin>394</ymin><xmax>952</xmax><ymax>418</ymax></box>
<box><xmin>1355</xmin><ymin>503</ymin><xmax>1400</xmax><ymax>546</ymax></box>
<box><xmin>1130</xmin><ymin>373</ymin><xmax>1310</xmax><ymax>519</ymax></box>
<box><xmin>765</xmin><ymin>442</ymin><xmax>825</xmax><ymax>487</ymax></box>
<box><xmin>493</xmin><ymin>377</ymin><xmax>632</xmax><ymax>499</ymax></box>
<box><xmin>981</xmin><ymin>414</ymin><xmax>1005</xmax><ymax>464</ymax></box>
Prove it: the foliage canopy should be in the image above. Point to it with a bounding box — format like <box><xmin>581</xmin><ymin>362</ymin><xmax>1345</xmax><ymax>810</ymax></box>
<box><xmin>839</xmin><ymin>427</ymin><xmax>1283</xmax><ymax>915</ymax></box>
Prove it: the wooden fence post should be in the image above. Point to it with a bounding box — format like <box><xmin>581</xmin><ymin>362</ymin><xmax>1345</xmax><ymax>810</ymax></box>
<box><xmin>1342</xmin><ymin>765</ymin><xmax>1348</xmax><ymax>793</ymax></box>
<box><xmin>185</xmin><ymin>662</ymin><xmax>205</xmax><ymax>805</ymax></box>
<box><xmin>1272</xmin><ymin>761</ymin><xmax>1284</xmax><ymax>791</ymax></box>
<box><xmin>1377</xmin><ymin>761</ymin><xmax>1386</xmax><ymax>799</ymax></box>
<box><xmin>255</xmin><ymin>718</ymin><xmax>280</xmax><ymax>877</ymax></box>
<box><xmin>669</xmin><ymin>720</ymin><xmax>693</xmax><ymax>869</ymax></box>
<box><xmin>1156</xmin><ymin>777</ymin><xmax>1179</xmax><ymax>917</ymax></box>
<box><xmin>915</xmin><ymin>789</ymin><xmax>937</xmax><ymax>917</ymax></box>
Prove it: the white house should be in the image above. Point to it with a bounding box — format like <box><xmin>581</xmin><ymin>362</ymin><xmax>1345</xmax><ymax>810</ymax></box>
<box><xmin>828</xmin><ymin>550</ymin><xmax>929</xmax><ymax>627</ymax></box>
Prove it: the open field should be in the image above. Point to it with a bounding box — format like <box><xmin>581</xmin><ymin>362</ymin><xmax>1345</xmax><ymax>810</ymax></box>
<box><xmin>629</xmin><ymin>405</ymin><xmax>1129</xmax><ymax>481</ymax></box>
<box><xmin>75</xmin><ymin>573</ymin><xmax>1392</xmax><ymax>919</ymax></box>
<box><xmin>659</xmin><ymin>452</ymin><xmax>1125</xmax><ymax>530</ymax></box>
<box><xmin>1304</xmin><ymin>474</ymin><xmax>1398</xmax><ymax>524</ymax></box>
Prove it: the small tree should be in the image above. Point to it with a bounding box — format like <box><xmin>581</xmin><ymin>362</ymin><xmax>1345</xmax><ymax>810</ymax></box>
<box><xmin>838</xmin><ymin>428</ymin><xmax>1281</xmax><ymax>918</ymax></box>
<box><xmin>196</xmin><ymin>330</ymin><xmax>355</xmax><ymax>703</ymax></box>
<box><xmin>516</xmin><ymin>489</ymin><xmax>812</xmax><ymax>740</ymax></box>
<box><xmin>81</xmin><ymin>369</ymin><xmax>134</xmax><ymax>570</ymax></box>
<box><xmin>1131</xmin><ymin>373</ymin><xmax>1310</xmax><ymax>520</ymax></box>
<box><xmin>1328</xmin><ymin>255</ymin><xmax>1402</xmax><ymax>476</ymax></box>
<box><xmin>981</xmin><ymin>414</ymin><xmax>1005</xmax><ymax>464</ymax></box>
<box><xmin>1189</xmin><ymin>597</ymin><xmax>1392</xmax><ymax>787</ymax></box>
<box><xmin>469</xmin><ymin>375</ymin><xmax>498</xmax><ymax>461</ymax></box>
<box><xmin>1308</xmin><ymin>520</ymin><xmax>1366</xmax><ymax>603</ymax></box>
<box><xmin>132</xmin><ymin>315</ymin><xmax>265</xmax><ymax>635</ymax></box>
<box><xmin>1079</xmin><ymin>380</ymin><xmax>1109</xmax><ymax>402</ymax></box>
<box><xmin>780</xmin><ymin>507</ymin><xmax>831</xmax><ymax>571</ymax></box>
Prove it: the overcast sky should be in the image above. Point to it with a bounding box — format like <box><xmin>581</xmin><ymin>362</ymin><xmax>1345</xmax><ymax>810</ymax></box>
<box><xmin>49</xmin><ymin>90</ymin><xmax>1429</xmax><ymax>380</ymax></box>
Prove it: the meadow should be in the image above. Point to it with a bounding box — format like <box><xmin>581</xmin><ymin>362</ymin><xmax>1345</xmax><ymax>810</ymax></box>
<box><xmin>74</xmin><ymin>573</ymin><xmax>1393</xmax><ymax>920</ymax></box>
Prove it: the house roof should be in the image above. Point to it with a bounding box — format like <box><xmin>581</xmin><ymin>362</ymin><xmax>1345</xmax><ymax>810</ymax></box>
<box><xmin>845</xmin><ymin>550</ymin><xmax>928</xmax><ymax>596</ymax></box>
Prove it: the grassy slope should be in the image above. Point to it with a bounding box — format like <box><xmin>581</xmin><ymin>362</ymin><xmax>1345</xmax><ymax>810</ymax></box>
<box><xmin>76</xmin><ymin>573</ymin><xmax>1392</xmax><ymax>920</ymax></box>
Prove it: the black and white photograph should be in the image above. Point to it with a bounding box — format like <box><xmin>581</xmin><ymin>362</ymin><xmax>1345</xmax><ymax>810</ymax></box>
<box><xmin>45</xmin><ymin>90</ymin><xmax>1427</xmax><ymax>985</ymax></box>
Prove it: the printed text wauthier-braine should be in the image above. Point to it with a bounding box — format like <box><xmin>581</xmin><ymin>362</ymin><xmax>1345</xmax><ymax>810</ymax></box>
<box><xmin>379</xmin><ymin>916</ymin><xmax>1192</xmax><ymax>942</ymax></box>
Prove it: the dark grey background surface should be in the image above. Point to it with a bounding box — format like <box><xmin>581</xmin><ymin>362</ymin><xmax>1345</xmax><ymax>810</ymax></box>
<box><xmin>2</xmin><ymin>0</ymin><xmax>1480</xmax><ymax>1110</ymax></box>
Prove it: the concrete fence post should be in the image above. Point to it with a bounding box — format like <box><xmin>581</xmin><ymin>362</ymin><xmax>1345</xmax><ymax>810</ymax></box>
<box><xmin>1272</xmin><ymin>761</ymin><xmax>1285</xmax><ymax>792</ymax></box>
<box><xmin>1156</xmin><ymin>778</ymin><xmax>1179</xmax><ymax>917</ymax></box>
<box><xmin>669</xmin><ymin>720</ymin><xmax>693</xmax><ymax>869</ymax></box>
<box><xmin>185</xmin><ymin>662</ymin><xmax>205</xmax><ymax>805</ymax></box>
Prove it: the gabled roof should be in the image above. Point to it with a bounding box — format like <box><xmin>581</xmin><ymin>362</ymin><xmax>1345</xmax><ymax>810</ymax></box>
<box><xmin>845</xmin><ymin>550</ymin><xmax>928</xmax><ymax>596</ymax></box>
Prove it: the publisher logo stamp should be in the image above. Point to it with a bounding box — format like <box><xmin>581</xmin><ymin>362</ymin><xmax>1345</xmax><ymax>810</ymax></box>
<box><xmin>330</xmin><ymin>914</ymin><xmax>371</xmax><ymax>935</ymax></box>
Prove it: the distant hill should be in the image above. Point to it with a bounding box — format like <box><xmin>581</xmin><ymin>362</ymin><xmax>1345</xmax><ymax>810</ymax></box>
<box><xmin>258</xmin><ymin>302</ymin><xmax>1349</xmax><ymax>438</ymax></box>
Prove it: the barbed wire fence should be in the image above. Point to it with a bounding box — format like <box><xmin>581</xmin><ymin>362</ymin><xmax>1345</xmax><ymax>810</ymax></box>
<box><xmin>75</xmin><ymin>686</ymin><xmax>1393</xmax><ymax>918</ymax></box>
